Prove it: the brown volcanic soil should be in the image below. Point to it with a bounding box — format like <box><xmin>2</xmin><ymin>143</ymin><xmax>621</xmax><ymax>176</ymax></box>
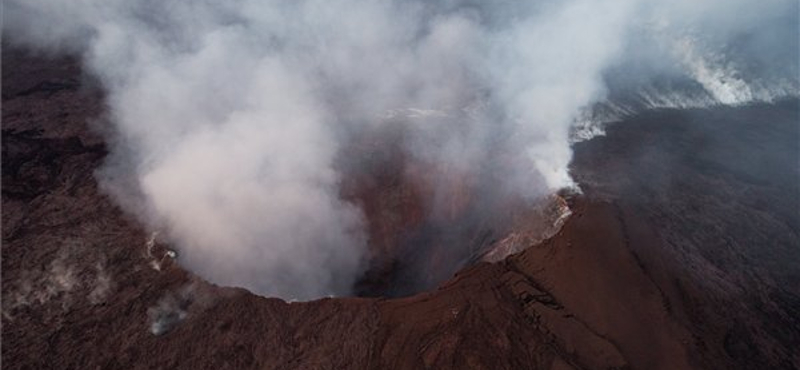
<box><xmin>3</xmin><ymin>46</ymin><xmax>799</xmax><ymax>369</ymax></box>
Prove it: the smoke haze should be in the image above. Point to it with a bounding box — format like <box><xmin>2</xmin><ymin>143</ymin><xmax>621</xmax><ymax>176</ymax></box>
<box><xmin>5</xmin><ymin>0</ymin><xmax>797</xmax><ymax>299</ymax></box>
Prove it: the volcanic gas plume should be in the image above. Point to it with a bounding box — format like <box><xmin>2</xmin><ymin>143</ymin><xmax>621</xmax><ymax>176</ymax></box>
<box><xmin>5</xmin><ymin>0</ymin><xmax>797</xmax><ymax>299</ymax></box>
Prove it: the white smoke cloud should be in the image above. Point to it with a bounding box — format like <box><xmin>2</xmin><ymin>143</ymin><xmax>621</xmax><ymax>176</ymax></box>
<box><xmin>89</xmin><ymin>260</ymin><xmax>113</xmax><ymax>305</ymax></box>
<box><xmin>147</xmin><ymin>282</ymin><xmax>216</xmax><ymax>335</ymax></box>
<box><xmin>5</xmin><ymin>0</ymin><xmax>796</xmax><ymax>299</ymax></box>
<box><xmin>2</xmin><ymin>244</ymin><xmax>114</xmax><ymax>320</ymax></box>
<box><xmin>487</xmin><ymin>0</ymin><xmax>638</xmax><ymax>190</ymax></box>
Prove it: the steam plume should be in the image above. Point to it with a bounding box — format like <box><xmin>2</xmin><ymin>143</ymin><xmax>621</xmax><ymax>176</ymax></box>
<box><xmin>5</xmin><ymin>0</ymin><xmax>797</xmax><ymax>299</ymax></box>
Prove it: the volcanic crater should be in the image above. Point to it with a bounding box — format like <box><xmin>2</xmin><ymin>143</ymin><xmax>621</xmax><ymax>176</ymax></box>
<box><xmin>3</xmin><ymin>45</ymin><xmax>800</xmax><ymax>370</ymax></box>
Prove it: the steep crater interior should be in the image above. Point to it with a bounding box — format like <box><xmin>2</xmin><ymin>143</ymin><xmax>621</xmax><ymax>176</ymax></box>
<box><xmin>337</xmin><ymin>119</ymin><xmax>569</xmax><ymax>297</ymax></box>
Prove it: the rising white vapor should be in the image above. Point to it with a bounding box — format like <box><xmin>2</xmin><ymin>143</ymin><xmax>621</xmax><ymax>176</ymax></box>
<box><xmin>5</xmin><ymin>0</ymin><xmax>797</xmax><ymax>299</ymax></box>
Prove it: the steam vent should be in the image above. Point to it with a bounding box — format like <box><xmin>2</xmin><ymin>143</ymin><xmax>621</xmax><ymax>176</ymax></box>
<box><xmin>3</xmin><ymin>1</ymin><xmax>799</xmax><ymax>369</ymax></box>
